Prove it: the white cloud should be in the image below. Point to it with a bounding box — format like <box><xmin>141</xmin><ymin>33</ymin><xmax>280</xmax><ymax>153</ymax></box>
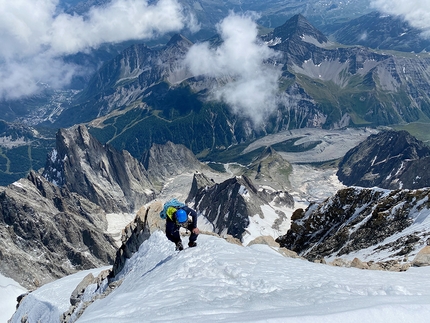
<box><xmin>0</xmin><ymin>55</ymin><xmax>77</xmax><ymax>100</ymax></box>
<box><xmin>371</xmin><ymin>0</ymin><xmax>430</xmax><ymax>38</ymax></box>
<box><xmin>0</xmin><ymin>0</ymin><xmax>197</xmax><ymax>100</ymax></box>
<box><xmin>184</xmin><ymin>12</ymin><xmax>281</xmax><ymax>126</ymax></box>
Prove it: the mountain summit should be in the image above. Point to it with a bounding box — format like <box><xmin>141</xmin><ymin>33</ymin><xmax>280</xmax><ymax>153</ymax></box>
<box><xmin>264</xmin><ymin>14</ymin><xmax>328</xmax><ymax>49</ymax></box>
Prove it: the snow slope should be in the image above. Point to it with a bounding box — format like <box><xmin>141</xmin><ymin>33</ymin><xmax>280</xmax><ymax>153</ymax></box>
<box><xmin>5</xmin><ymin>267</ymin><xmax>109</xmax><ymax>323</ymax></box>
<box><xmin>0</xmin><ymin>274</ymin><xmax>27</xmax><ymax>323</ymax></box>
<box><xmin>10</xmin><ymin>232</ymin><xmax>430</xmax><ymax>323</ymax></box>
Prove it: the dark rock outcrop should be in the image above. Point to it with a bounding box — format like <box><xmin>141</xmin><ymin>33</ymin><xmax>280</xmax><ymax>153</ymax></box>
<box><xmin>186</xmin><ymin>171</ymin><xmax>216</xmax><ymax>203</ymax></box>
<box><xmin>276</xmin><ymin>186</ymin><xmax>430</xmax><ymax>262</ymax></box>
<box><xmin>187</xmin><ymin>173</ymin><xmax>294</xmax><ymax>240</ymax></box>
<box><xmin>109</xmin><ymin>206</ymin><xmax>151</xmax><ymax>279</ymax></box>
<box><xmin>43</xmin><ymin>125</ymin><xmax>156</xmax><ymax>212</ymax></box>
<box><xmin>0</xmin><ymin>171</ymin><xmax>117</xmax><ymax>289</ymax></box>
<box><xmin>337</xmin><ymin>130</ymin><xmax>430</xmax><ymax>189</ymax></box>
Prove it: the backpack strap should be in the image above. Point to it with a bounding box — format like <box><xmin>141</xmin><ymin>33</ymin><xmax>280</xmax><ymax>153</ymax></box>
<box><xmin>166</xmin><ymin>206</ymin><xmax>178</xmax><ymax>221</ymax></box>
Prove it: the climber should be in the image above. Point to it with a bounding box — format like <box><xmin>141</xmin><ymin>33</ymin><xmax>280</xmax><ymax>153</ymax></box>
<box><xmin>163</xmin><ymin>200</ymin><xmax>200</xmax><ymax>251</ymax></box>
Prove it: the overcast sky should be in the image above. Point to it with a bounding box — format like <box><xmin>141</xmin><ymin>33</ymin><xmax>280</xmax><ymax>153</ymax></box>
<box><xmin>0</xmin><ymin>0</ymin><xmax>196</xmax><ymax>100</ymax></box>
<box><xmin>371</xmin><ymin>0</ymin><xmax>430</xmax><ymax>37</ymax></box>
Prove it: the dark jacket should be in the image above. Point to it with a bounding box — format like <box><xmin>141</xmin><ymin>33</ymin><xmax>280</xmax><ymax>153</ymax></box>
<box><xmin>165</xmin><ymin>206</ymin><xmax>198</xmax><ymax>244</ymax></box>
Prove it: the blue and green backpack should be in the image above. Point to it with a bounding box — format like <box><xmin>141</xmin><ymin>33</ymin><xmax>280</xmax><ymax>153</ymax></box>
<box><xmin>160</xmin><ymin>198</ymin><xmax>186</xmax><ymax>219</ymax></box>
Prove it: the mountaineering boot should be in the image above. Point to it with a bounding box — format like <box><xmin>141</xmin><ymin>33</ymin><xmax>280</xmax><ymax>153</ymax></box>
<box><xmin>176</xmin><ymin>241</ymin><xmax>184</xmax><ymax>251</ymax></box>
<box><xmin>188</xmin><ymin>241</ymin><xmax>197</xmax><ymax>248</ymax></box>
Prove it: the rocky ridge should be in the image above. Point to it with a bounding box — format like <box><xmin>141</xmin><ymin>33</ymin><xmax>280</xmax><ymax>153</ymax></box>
<box><xmin>332</xmin><ymin>11</ymin><xmax>430</xmax><ymax>53</ymax></box>
<box><xmin>244</xmin><ymin>146</ymin><xmax>293</xmax><ymax>190</ymax></box>
<box><xmin>43</xmin><ymin>125</ymin><xmax>156</xmax><ymax>213</ymax></box>
<box><xmin>276</xmin><ymin>186</ymin><xmax>430</xmax><ymax>267</ymax></box>
<box><xmin>0</xmin><ymin>171</ymin><xmax>116</xmax><ymax>289</ymax></box>
<box><xmin>186</xmin><ymin>172</ymin><xmax>294</xmax><ymax>240</ymax></box>
<box><xmin>337</xmin><ymin>130</ymin><xmax>430</xmax><ymax>189</ymax></box>
<box><xmin>141</xmin><ymin>141</ymin><xmax>209</xmax><ymax>190</ymax></box>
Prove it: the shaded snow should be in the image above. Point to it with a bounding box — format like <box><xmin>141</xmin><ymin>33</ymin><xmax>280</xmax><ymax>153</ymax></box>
<box><xmin>0</xmin><ymin>274</ymin><xmax>27</xmax><ymax>323</ymax></box>
<box><xmin>105</xmin><ymin>212</ymin><xmax>136</xmax><ymax>247</ymax></box>
<box><xmin>10</xmin><ymin>232</ymin><xmax>430</xmax><ymax>323</ymax></box>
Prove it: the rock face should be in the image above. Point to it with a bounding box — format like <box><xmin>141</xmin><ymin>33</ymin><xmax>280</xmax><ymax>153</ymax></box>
<box><xmin>43</xmin><ymin>125</ymin><xmax>156</xmax><ymax>213</ymax></box>
<box><xmin>244</xmin><ymin>146</ymin><xmax>292</xmax><ymax>190</ymax></box>
<box><xmin>0</xmin><ymin>171</ymin><xmax>117</xmax><ymax>289</ymax></box>
<box><xmin>337</xmin><ymin>130</ymin><xmax>430</xmax><ymax>189</ymax></box>
<box><xmin>141</xmin><ymin>141</ymin><xmax>208</xmax><ymax>189</ymax></box>
<box><xmin>186</xmin><ymin>171</ymin><xmax>216</xmax><ymax>204</ymax></box>
<box><xmin>276</xmin><ymin>186</ymin><xmax>430</xmax><ymax>262</ymax></box>
<box><xmin>110</xmin><ymin>206</ymin><xmax>151</xmax><ymax>279</ymax></box>
<box><xmin>332</xmin><ymin>11</ymin><xmax>430</xmax><ymax>53</ymax></box>
<box><xmin>187</xmin><ymin>173</ymin><xmax>294</xmax><ymax>240</ymax></box>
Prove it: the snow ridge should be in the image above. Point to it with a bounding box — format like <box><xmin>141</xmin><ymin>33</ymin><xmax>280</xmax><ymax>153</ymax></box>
<box><xmin>11</xmin><ymin>232</ymin><xmax>430</xmax><ymax>323</ymax></box>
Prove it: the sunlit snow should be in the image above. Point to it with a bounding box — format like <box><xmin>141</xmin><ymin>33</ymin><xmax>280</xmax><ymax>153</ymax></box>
<box><xmin>8</xmin><ymin>232</ymin><xmax>430</xmax><ymax>323</ymax></box>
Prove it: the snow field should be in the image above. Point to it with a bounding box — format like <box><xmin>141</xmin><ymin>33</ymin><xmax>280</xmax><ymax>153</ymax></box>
<box><xmin>71</xmin><ymin>232</ymin><xmax>430</xmax><ymax>323</ymax></box>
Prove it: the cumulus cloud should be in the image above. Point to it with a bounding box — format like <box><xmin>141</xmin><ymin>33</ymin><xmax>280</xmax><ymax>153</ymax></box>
<box><xmin>0</xmin><ymin>0</ymin><xmax>197</xmax><ymax>100</ymax></box>
<box><xmin>371</xmin><ymin>0</ymin><xmax>430</xmax><ymax>38</ymax></box>
<box><xmin>184</xmin><ymin>12</ymin><xmax>281</xmax><ymax>126</ymax></box>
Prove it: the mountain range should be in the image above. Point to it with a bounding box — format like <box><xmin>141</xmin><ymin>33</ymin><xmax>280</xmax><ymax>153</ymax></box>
<box><xmin>48</xmin><ymin>14</ymin><xmax>430</xmax><ymax>160</ymax></box>
<box><xmin>2</xmin><ymin>12</ymin><xmax>430</xmax><ymax>186</ymax></box>
<box><xmin>2</xmin><ymin>2</ymin><xmax>430</xmax><ymax>321</ymax></box>
<box><xmin>332</xmin><ymin>11</ymin><xmax>430</xmax><ymax>53</ymax></box>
